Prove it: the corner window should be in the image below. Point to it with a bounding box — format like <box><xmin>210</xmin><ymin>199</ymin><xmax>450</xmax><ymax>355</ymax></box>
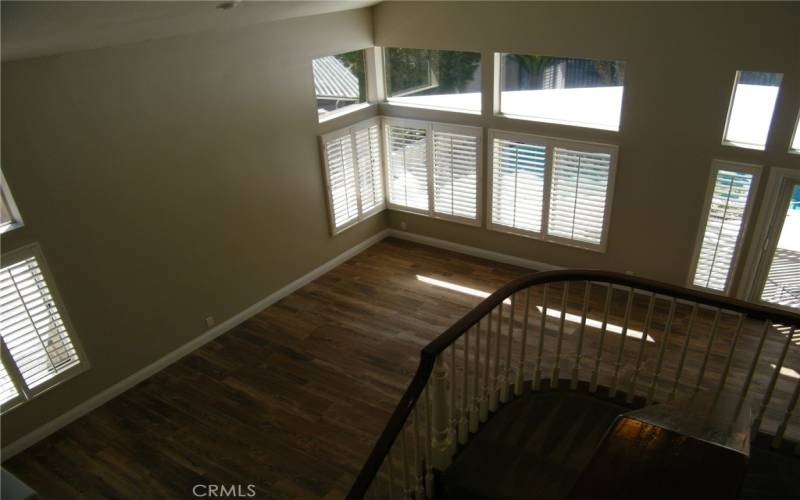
<box><xmin>488</xmin><ymin>130</ymin><xmax>617</xmax><ymax>251</ymax></box>
<box><xmin>384</xmin><ymin>48</ymin><xmax>482</xmax><ymax>114</ymax></box>
<box><xmin>498</xmin><ymin>53</ymin><xmax>626</xmax><ymax>131</ymax></box>
<box><xmin>690</xmin><ymin>161</ymin><xmax>760</xmax><ymax>293</ymax></box>
<box><xmin>313</xmin><ymin>50</ymin><xmax>367</xmax><ymax>122</ymax></box>
<box><xmin>1</xmin><ymin>244</ymin><xmax>87</xmax><ymax>413</ymax></box>
<box><xmin>723</xmin><ymin>71</ymin><xmax>782</xmax><ymax>150</ymax></box>
<box><xmin>0</xmin><ymin>169</ymin><xmax>23</xmax><ymax>234</ymax></box>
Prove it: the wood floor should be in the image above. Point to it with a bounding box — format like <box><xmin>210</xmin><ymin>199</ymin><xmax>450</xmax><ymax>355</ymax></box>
<box><xmin>3</xmin><ymin>238</ymin><xmax>530</xmax><ymax>499</ymax></box>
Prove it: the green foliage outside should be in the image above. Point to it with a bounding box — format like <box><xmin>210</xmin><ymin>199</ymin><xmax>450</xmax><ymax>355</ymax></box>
<box><xmin>385</xmin><ymin>48</ymin><xmax>481</xmax><ymax>96</ymax></box>
<box><xmin>336</xmin><ymin>50</ymin><xmax>367</xmax><ymax>101</ymax></box>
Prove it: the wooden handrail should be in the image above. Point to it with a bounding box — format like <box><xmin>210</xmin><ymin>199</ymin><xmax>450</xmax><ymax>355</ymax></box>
<box><xmin>347</xmin><ymin>269</ymin><xmax>800</xmax><ymax>499</ymax></box>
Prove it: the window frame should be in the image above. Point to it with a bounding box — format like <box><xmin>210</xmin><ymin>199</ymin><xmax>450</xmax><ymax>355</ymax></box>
<box><xmin>494</xmin><ymin>52</ymin><xmax>626</xmax><ymax>132</ymax></box>
<box><xmin>320</xmin><ymin>117</ymin><xmax>385</xmax><ymax>236</ymax></box>
<box><xmin>382</xmin><ymin>48</ymin><xmax>483</xmax><ymax>116</ymax></box>
<box><xmin>790</xmin><ymin>109</ymin><xmax>800</xmax><ymax>155</ymax></box>
<box><xmin>687</xmin><ymin>159</ymin><xmax>762</xmax><ymax>296</ymax></box>
<box><xmin>313</xmin><ymin>49</ymin><xmax>372</xmax><ymax>124</ymax></box>
<box><xmin>487</xmin><ymin>129</ymin><xmax>618</xmax><ymax>252</ymax></box>
<box><xmin>1</xmin><ymin>243</ymin><xmax>89</xmax><ymax>414</ymax></box>
<box><xmin>383</xmin><ymin>116</ymin><xmax>483</xmax><ymax>227</ymax></box>
<box><xmin>721</xmin><ymin>70</ymin><xmax>783</xmax><ymax>151</ymax></box>
<box><xmin>0</xmin><ymin>169</ymin><xmax>24</xmax><ymax>234</ymax></box>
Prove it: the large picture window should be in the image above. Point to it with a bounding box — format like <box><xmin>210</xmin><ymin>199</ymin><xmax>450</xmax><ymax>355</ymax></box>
<box><xmin>488</xmin><ymin>130</ymin><xmax>617</xmax><ymax>251</ymax></box>
<box><xmin>723</xmin><ymin>71</ymin><xmax>782</xmax><ymax>150</ymax></box>
<box><xmin>313</xmin><ymin>50</ymin><xmax>368</xmax><ymax>121</ymax></box>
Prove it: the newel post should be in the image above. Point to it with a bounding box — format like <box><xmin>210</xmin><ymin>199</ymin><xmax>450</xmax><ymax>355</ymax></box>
<box><xmin>431</xmin><ymin>354</ymin><xmax>453</xmax><ymax>469</ymax></box>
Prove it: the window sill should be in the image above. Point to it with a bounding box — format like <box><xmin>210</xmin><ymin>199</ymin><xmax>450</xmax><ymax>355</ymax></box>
<box><xmin>318</xmin><ymin>102</ymin><xmax>373</xmax><ymax>124</ymax></box>
<box><xmin>487</xmin><ymin>223</ymin><xmax>607</xmax><ymax>254</ymax></box>
<box><xmin>496</xmin><ymin>112</ymin><xmax>620</xmax><ymax>132</ymax></box>
<box><xmin>0</xmin><ymin>221</ymin><xmax>24</xmax><ymax>235</ymax></box>
<box><xmin>722</xmin><ymin>140</ymin><xmax>766</xmax><ymax>151</ymax></box>
<box><xmin>383</xmin><ymin>100</ymin><xmax>482</xmax><ymax>116</ymax></box>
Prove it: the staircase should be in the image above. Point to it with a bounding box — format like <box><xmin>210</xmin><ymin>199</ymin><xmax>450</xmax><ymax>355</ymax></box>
<box><xmin>348</xmin><ymin>270</ymin><xmax>800</xmax><ymax>499</ymax></box>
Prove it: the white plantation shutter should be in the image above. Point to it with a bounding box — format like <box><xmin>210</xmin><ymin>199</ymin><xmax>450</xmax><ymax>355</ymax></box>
<box><xmin>0</xmin><ymin>360</ymin><xmax>19</xmax><ymax>406</ymax></box>
<box><xmin>353</xmin><ymin>122</ymin><xmax>385</xmax><ymax>215</ymax></box>
<box><xmin>490</xmin><ymin>135</ymin><xmax>547</xmax><ymax>234</ymax></box>
<box><xmin>1</xmin><ymin>244</ymin><xmax>85</xmax><ymax>412</ymax></box>
<box><xmin>321</xmin><ymin>118</ymin><xmax>385</xmax><ymax>234</ymax></box>
<box><xmin>548</xmin><ymin>147</ymin><xmax>613</xmax><ymax>245</ymax></box>
<box><xmin>386</xmin><ymin>120</ymin><xmax>430</xmax><ymax>212</ymax></box>
<box><xmin>432</xmin><ymin>125</ymin><xmax>481</xmax><ymax>222</ymax></box>
<box><xmin>692</xmin><ymin>164</ymin><xmax>758</xmax><ymax>292</ymax></box>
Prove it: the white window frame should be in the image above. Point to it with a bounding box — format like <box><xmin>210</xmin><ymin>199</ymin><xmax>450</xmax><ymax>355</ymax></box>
<box><xmin>1</xmin><ymin>243</ymin><xmax>89</xmax><ymax>414</ymax></box>
<box><xmin>790</xmin><ymin>109</ymin><xmax>800</xmax><ymax>155</ymax></box>
<box><xmin>487</xmin><ymin>129</ymin><xmax>618</xmax><ymax>252</ymax></box>
<box><xmin>314</xmin><ymin>48</ymin><xmax>374</xmax><ymax>124</ymax></box>
<box><xmin>320</xmin><ymin>117</ymin><xmax>385</xmax><ymax>236</ymax></box>
<box><xmin>687</xmin><ymin>159</ymin><xmax>761</xmax><ymax>295</ymax></box>
<box><xmin>383</xmin><ymin>116</ymin><xmax>483</xmax><ymax>226</ymax></box>
<box><xmin>494</xmin><ymin>52</ymin><xmax>626</xmax><ymax>132</ymax></box>
<box><xmin>721</xmin><ymin>70</ymin><xmax>783</xmax><ymax>151</ymax></box>
<box><xmin>0</xmin><ymin>169</ymin><xmax>24</xmax><ymax>234</ymax></box>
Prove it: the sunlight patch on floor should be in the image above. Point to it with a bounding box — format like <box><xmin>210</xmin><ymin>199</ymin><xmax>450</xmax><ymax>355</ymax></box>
<box><xmin>416</xmin><ymin>275</ymin><xmax>512</xmax><ymax>305</ymax></box>
<box><xmin>536</xmin><ymin>306</ymin><xmax>655</xmax><ymax>342</ymax></box>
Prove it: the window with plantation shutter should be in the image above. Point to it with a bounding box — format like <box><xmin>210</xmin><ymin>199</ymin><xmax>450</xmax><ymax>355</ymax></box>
<box><xmin>385</xmin><ymin>118</ymin><xmax>430</xmax><ymax>212</ymax></box>
<box><xmin>548</xmin><ymin>146</ymin><xmax>613</xmax><ymax>245</ymax></box>
<box><xmin>432</xmin><ymin>124</ymin><xmax>481</xmax><ymax>223</ymax></box>
<box><xmin>320</xmin><ymin>117</ymin><xmax>385</xmax><ymax>234</ymax></box>
<box><xmin>690</xmin><ymin>161</ymin><xmax>760</xmax><ymax>293</ymax></box>
<box><xmin>489</xmin><ymin>130</ymin><xmax>617</xmax><ymax>251</ymax></box>
<box><xmin>1</xmin><ymin>244</ymin><xmax>86</xmax><ymax>413</ymax></box>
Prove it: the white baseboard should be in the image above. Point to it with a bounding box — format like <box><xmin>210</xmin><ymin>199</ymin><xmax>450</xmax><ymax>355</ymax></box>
<box><xmin>1</xmin><ymin>229</ymin><xmax>390</xmax><ymax>460</ymax></box>
<box><xmin>387</xmin><ymin>229</ymin><xmax>561</xmax><ymax>271</ymax></box>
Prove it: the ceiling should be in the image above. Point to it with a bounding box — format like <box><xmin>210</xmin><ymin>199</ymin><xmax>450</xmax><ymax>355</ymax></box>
<box><xmin>1</xmin><ymin>1</ymin><xmax>380</xmax><ymax>62</ymax></box>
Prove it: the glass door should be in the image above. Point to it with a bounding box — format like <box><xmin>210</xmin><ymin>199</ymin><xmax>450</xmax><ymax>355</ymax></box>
<box><xmin>757</xmin><ymin>182</ymin><xmax>800</xmax><ymax>310</ymax></box>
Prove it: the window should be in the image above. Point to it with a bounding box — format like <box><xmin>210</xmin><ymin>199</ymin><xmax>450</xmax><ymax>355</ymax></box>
<box><xmin>723</xmin><ymin>71</ymin><xmax>782</xmax><ymax>150</ymax></box>
<box><xmin>1</xmin><ymin>169</ymin><xmax>23</xmax><ymax>234</ymax></box>
<box><xmin>690</xmin><ymin>161</ymin><xmax>760</xmax><ymax>293</ymax></box>
<box><xmin>384</xmin><ymin>48</ymin><xmax>481</xmax><ymax>114</ymax></box>
<box><xmin>320</xmin><ymin>118</ymin><xmax>384</xmax><ymax>234</ymax></box>
<box><xmin>385</xmin><ymin>117</ymin><xmax>482</xmax><ymax>224</ymax></box>
<box><xmin>313</xmin><ymin>50</ymin><xmax>367</xmax><ymax>121</ymax></box>
<box><xmin>1</xmin><ymin>244</ymin><xmax>86</xmax><ymax>413</ymax></box>
<box><xmin>498</xmin><ymin>53</ymin><xmax>626</xmax><ymax>131</ymax></box>
<box><xmin>791</xmin><ymin>110</ymin><xmax>800</xmax><ymax>153</ymax></box>
<box><xmin>488</xmin><ymin>130</ymin><xmax>617</xmax><ymax>251</ymax></box>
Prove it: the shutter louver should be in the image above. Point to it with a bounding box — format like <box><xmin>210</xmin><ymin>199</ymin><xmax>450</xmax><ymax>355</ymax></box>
<box><xmin>354</xmin><ymin>124</ymin><xmax>384</xmax><ymax>215</ymax></box>
<box><xmin>692</xmin><ymin>169</ymin><xmax>755</xmax><ymax>291</ymax></box>
<box><xmin>387</xmin><ymin>123</ymin><xmax>430</xmax><ymax>211</ymax></box>
<box><xmin>323</xmin><ymin>134</ymin><xmax>359</xmax><ymax>229</ymax></box>
<box><xmin>0</xmin><ymin>255</ymin><xmax>81</xmax><ymax>394</ymax></box>
<box><xmin>548</xmin><ymin>147</ymin><xmax>612</xmax><ymax>245</ymax></box>
<box><xmin>491</xmin><ymin>137</ymin><xmax>547</xmax><ymax>233</ymax></box>
<box><xmin>433</xmin><ymin>128</ymin><xmax>479</xmax><ymax>220</ymax></box>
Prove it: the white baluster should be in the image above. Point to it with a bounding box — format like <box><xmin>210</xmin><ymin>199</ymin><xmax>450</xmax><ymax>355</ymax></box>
<box><xmin>738</xmin><ymin>320</ymin><xmax>771</xmax><ymax>410</ymax></box>
<box><xmin>590</xmin><ymin>284</ymin><xmax>613</xmax><ymax>393</ymax></box>
<box><xmin>516</xmin><ymin>289</ymin><xmax>531</xmax><ymax>396</ymax></box>
<box><xmin>534</xmin><ymin>284</ymin><xmax>549</xmax><ymax>390</ymax></box>
<box><xmin>471</xmin><ymin>319</ymin><xmax>481</xmax><ymax>431</ymax></box>
<box><xmin>501</xmin><ymin>294</ymin><xmax>515</xmax><ymax>403</ymax></box>
<box><xmin>627</xmin><ymin>293</ymin><xmax>655</xmax><ymax>403</ymax></box>
<box><xmin>694</xmin><ymin>308</ymin><xmax>721</xmax><ymax>393</ymax></box>
<box><xmin>610</xmin><ymin>287</ymin><xmax>635</xmax><ymax>398</ymax></box>
<box><xmin>490</xmin><ymin>305</ymin><xmax>502</xmax><ymax>411</ymax></box>
<box><xmin>412</xmin><ymin>407</ymin><xmax>423</xmax><ymax>500</ymax></box>
<box><xmin>773</xmin><ymin>375</ymin><xmax>800</xmax><ymax>448</ymax></box>
<box><xmin>424</xmin><ymin>387</ymin><xmax>433</xmax><ymax>499</ymax></box>
<box><xmin>754</xmin><ymin>327</ymin><xmax>796</xmax><ymax>432</ymax></box>
<box><xmin>552</xmin><ymin>282</ymin><xmax>569</xmax><ymax>388</ymax></box>
<box><xmin>449</xmin><ymin>345</ymin><xmax>457</xmax><ymax>449</ymax></box>
<box><xmin>712</xmin><ymin>314</ymin><xmax>744</xmax><ymax>407</ymax></box>
<box><xmin>481</xmin><ymin>312</ymin><xmax>491</xmax><ymax>421</ymax></box>
<box><xmin>669</xmin><ymin>303</ymin><xmax>697</xmax><ymax>401</ymax></box>
<box><xmin>431</xmin><ymin>354</ymin><xmax>453</xmax><ymax>469</ymax></box>
<box><xmin>572</xmin><ymin>282</ymin><xmax>591</xmax><ymax>390</ymax></box>
<box><xmin>646</xmin><ymin>298</ymin><xmax>676</xmax><ymax>405</ymax></box>
<box><xmin>459</xmin><ymin>330</ymin><xmax>469</xmax><ymax>444</ymax></box>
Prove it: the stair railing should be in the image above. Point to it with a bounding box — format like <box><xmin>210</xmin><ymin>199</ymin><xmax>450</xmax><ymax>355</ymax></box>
<box><xmin>348</xmin><ymin>270</ymin><xmax>800</xmax><ymax>499</ymax></box>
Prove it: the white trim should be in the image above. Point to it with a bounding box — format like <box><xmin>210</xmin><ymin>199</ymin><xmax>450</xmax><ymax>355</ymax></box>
<box><xmin>687</xmin><ymin>159</ymin><xmax>762</xmax><ymax>295</ymax></box>
<box><xmin>387</xmin><ymin>229</ymin><xmax>561</xmax><ymax>271</ymax></box>
<box><xmin>0</xmin><ymin>229</ymin><xmax>390</xmax><ymax>459</ymax></box>
<box><xmin>318</xmin><ymin>102</ymin><xmax>372</xmax><ymax>124</ymax></box>
<box><xmin>0</xmin><ymin>169</ymin><xmax>24</xmax><ymax>234</ymax></box>
<box><xmin>790</xmin><ymin>109</ymin><xmax>800</xmax><ymax>155</ymax></box>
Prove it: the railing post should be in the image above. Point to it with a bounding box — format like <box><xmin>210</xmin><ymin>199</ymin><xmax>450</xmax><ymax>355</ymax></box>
<box><xmin>431</xmin><ymin>354</ymin><xmax>453</xmax><ymax>470</ymax></box>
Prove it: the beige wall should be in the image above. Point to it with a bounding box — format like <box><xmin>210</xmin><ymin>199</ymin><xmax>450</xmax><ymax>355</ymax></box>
<box><xmin>375</xmin><ymin>1</ymin><xmax>800</xmax><ymax>287</ymax></box>
<box><xmin>0</xmin><ymin>8</ymin><xmax>384</xmax><ymax>445</ymax></box>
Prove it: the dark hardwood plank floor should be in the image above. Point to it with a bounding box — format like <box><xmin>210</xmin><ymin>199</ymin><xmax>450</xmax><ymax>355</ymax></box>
<box><xmin>3</xmin><ymin>238</ymin><xmax>529</xmax><ymax>499</ymax></box>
